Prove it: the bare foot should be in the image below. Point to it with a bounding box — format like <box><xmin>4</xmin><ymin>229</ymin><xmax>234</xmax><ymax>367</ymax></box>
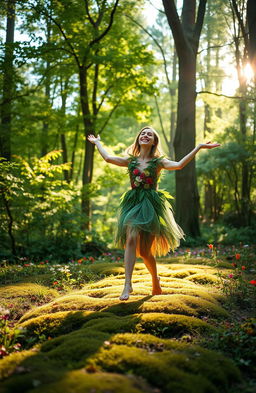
<box><xmin>119</xmin><ymin>284</ymin><xmax>133</xmax><ymax>301</ymax></box>
<box><xmin>152</xmin><ymin>276</ymin><xmax>162</xmax><ymax>295</ymax></box>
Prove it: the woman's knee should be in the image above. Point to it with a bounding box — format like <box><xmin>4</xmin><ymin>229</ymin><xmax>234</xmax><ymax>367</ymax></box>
<box><xmin>126</xmin><ymin>235</ymin><xmax>137</xmax><ymax>248</ymax></box>
<box><xmin>140</xmin><ymin>249</ymin><xmax>153</xmax><ymax>259</ymax></box>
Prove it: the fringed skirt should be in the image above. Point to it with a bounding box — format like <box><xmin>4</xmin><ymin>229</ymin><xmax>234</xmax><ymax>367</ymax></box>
<box><xmin>116</xmin><ymin>188</ymin><xmax>184</xmax><ymax>257</ymax></box>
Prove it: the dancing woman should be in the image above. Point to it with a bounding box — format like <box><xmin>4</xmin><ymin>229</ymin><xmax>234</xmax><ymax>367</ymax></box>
<box><xmin>88</xmin><ymin>127</ymin><xmax>220</xmax><ymax>300</ymax></box>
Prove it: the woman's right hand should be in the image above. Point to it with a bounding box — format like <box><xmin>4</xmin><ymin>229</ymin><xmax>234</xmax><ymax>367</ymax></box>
<box><xmin>87</xmin><ymin>134</ymin><xmax>100</xmax><ymax>144</ymax></box>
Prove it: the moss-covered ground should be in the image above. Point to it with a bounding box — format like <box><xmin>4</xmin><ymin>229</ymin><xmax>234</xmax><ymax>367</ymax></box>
<box><xmin>0</xmin><ymin>250</ymin><xmax>255</xmax><ymax>393</ymax></box>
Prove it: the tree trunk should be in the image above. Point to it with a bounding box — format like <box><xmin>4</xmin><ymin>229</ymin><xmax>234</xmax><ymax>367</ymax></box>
<box><xmin>0</xmin><ymin>0</ymin><xmax>15</xmax><ymax>161</ymax></box>
<box><xmin>41</xmin><ymin>15</ymin><xmax>51</xmax><ymax>157</ymax></box>
<box><xmin>163</xmin><ymin>0</ymin><xmax>207</xmax><ymax>237</ymax></box>
<box><xmin>239</xmin><ymin>96</ymin><xmax>250</xmax><ymax>225</ymax></box>
<box><xmin>70</xmin><ymin>124</ymin><xmax>79</xmax><ymax>181</ymax></box>
<box><xmin>247</xmin><ymin>0</ymin><xmax>256</xmax><ymax>73</ymax></box>
<box><xmin>170</xmin><ymin>50</ymin><xmax>177</xmax><ymax>159</ymax></box>
<box><xmin>79</xmin><ymin>67</ymin><xmax>95</xmax><ymax>229</ymax></box>
<box><xmin>1</xmin><ymin>193</ymin><xmax>16</xmax><ymax>256</ymax></box>
<box><xmin>174</xmin><ymin>58</ymin><xmax>200</xmax><ymax>236</ymax></box>
<box><xmin>60</xmin><ymin>79</ymin><xmax>69</xmax><ymax>182</ymax></box>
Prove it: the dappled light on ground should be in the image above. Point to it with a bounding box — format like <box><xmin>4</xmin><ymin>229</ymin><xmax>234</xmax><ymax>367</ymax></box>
<box><xmin>0</xmin><ymin>259</ymin><xmax>244</xmax><ymax>392</ymax></box>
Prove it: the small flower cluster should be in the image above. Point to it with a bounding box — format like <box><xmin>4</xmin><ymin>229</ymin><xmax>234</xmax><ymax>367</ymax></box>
<box><xmin>131</xmin><ymin>168</ymin><xmax>154</xmax><ymax>189</ymax></box>
<box><xmin>0</xmin><ymin>307</ymin><xmax>24</xmax><ymax>359</ymax></box>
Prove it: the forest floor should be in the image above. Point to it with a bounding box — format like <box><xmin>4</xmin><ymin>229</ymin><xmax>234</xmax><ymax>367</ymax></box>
<box><xmin>0</xmin><ymin>245</ymin><xmax>255</xmax><ymax>393</ymax></box>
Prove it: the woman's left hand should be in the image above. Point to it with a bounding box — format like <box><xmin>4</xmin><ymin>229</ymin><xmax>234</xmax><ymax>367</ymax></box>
<box><xmin>199</xmin><ymin>141</ymin><xmax>221</xmax><ymax>149</ymax></box>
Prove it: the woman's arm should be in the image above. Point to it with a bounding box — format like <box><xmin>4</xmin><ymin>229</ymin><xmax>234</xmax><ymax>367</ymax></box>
<box><xmin>160</xmin><ymin>142</ymin><xmax>220</xmax><ymax>170</ymax></box>
<box><xmin>87</xmin><ymin>134</ymin><xmax>129</xmax><ymax>167</ymax></box>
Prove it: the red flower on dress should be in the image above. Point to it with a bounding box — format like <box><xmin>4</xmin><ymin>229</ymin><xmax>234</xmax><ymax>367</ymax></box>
<box><xmin>207</xmin><ymin>244</ymin><xmax>213</xmax><ymax>249</ymax></box>
<box><xmin>140</xmin><ymin>173</ymin><xmax>145</xmax><ymax>179</ymax></box>
<box><xmin>249</xmin><ymin>280</ymin><xmax>256</xmax><ymax>286</ymax></box>
<box><xmin>235</xmin><ymin>253</ymin><xmax>241</xmax><ymax>260</ymax></box>
<box><xmin>145</xmin><ymin>177</ymin><xmax>153</xmax><ymax>184</ymax></box>
<box><xmin>241</xmin><ymin>266</ymin><xmax>246</xmax><ymax>270</ymax></box>
<box><xmin>133</xmin><ymin>169</ymin><xmax>140</xmax><ymax>175</ymax></box>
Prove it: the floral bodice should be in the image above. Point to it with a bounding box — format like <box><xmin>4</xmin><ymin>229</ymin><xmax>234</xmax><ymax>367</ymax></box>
<box><xmin>128</xmin><ymin>155</ymin><xmax>163</xmax><ymax>190</ymax></box>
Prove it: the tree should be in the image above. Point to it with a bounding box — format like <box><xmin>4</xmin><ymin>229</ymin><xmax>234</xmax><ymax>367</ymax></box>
<box><xmin>162</xmin><ymin>0</ymin><xmax>207</xmax><ymax>236</ymax></box>
<box><xmin>247</xmin><ymin>0</ymin><xmax>256</xmax><ymax>73</ymax></box>
<box><xmin>27</xmin><ymin>0</ymin><xmax>155</xmax><ymax>229</ymax></box>
<box><xmin>229</xmin><ymin>0</ymin><xmax>255</xmax><ymax>225</ymax></box>
<box><xmin>0</xmin><ymin>0</ymin><xmax>15</xmax><ymax>161</ymax></box>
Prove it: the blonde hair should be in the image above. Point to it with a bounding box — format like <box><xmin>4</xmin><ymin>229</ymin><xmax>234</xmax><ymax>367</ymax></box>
<box><xmin>126</xmin><ymin>126</ymin><xmax>164</xmax><ymax>157</ymax></box>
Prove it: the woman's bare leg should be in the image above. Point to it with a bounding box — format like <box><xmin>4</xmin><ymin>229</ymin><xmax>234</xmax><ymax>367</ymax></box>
<box><xmin>140</xmin><ymin>235</ymin><xmax>162</xmax><ymax>295</ymax></box>
<box><xmin>119</xmin><ymin>230</ymin><xmax>137</xmax><ymax>301</ymax></box>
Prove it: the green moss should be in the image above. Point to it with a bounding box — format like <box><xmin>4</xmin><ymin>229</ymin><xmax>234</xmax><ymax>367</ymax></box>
<box><xmin>30</xmin><ymin>370</ymin><xmax>153</xmax><ymax>393</ymax></box>
<box><xmin>91</xmin><ymin>339</ymin><xmax>240</xmax><ymax>393</ymax></box>
<box><xmin>187</xmin><ymin>273</ymin><xmax>219</xmax><ymax>284</ymax></box>
<box><xmin>19</xmin><ymin>295</ymin><xmax>118</xmax><ymax>322</ymax></box>
<box><xmin>0</xmin><ymin>282</ymin><xmax>58</xmax><ymax>299</ymax></box>
<box><xmin>0</xmin><ymin>259</ymin><xmax>242</xmax><ymax>393</ymax></box>
<box><xmin>135</xmin><ymin>313</ymin><xmax>217</xmax><ymax>337</ymax></box>
<box><xmin>0</xmin><ymin>349</ymin><xmax>35</xmax><ymax>380</ymax></box>
<box><xmin>106</xmin><ymin>294</ymin><xmax>228</xmax><ymax>317</ymax></box>
<box><xmin>19</xmin><ymin>311</ymin><xmax>94</xmax><ymax>338</ymax></box>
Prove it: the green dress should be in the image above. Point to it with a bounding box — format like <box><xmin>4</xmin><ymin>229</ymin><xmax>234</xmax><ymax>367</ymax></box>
<box><xmin>116</xmin><ymin>155</ymin><xmax>185</xmax><ymax>257</ymax></box>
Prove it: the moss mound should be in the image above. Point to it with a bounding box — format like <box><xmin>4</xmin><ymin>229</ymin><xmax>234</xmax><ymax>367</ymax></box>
<box><xmin>0</xmin><ymin>258</ymin><xmax>241</xmax><ymax>393</ymax></box>
<box><xmin>90</xmin><ymin>337</ymin><xmax>240</xmax><ymax>393</ymax></box>
<box><xmin>0</xmin><ymin>282</ymin><xmax>58</xmax><ymax>301</ymax></box>
<box><xmin>28</xmin><ymin>370</ymin><xmax>153</xmax><ymax>393</ymax></box>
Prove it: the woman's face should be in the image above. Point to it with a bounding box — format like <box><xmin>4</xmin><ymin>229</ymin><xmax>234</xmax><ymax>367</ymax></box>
<box><xmin>138</xmin><ymin>128</ymin><xmax>155</xmax><ymax>147</ymax></box>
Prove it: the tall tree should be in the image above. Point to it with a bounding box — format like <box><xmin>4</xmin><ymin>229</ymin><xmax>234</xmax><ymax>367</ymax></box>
<box><xmin>26</xmin><ymin>0</ymin><xmax>155</xmax><ymax>229</ymax></box>
<box><xmin>229</xmin><ymin>0</ymin><xmax>254</xmax><ymax>225</ymax></box>
<box><xmin>0</xmin><ymin>0</ymin><xmax>15</xmax><ymax>161</ymax></box>
<box><xmin>162</xmin><ymin>0</ymin><xmax>207</xmax><ymax>236</ymax></box>
<box><xmin>247</xmin><ymin>0</ymin><xmax>256</xmax><ymax>73</ymax></box>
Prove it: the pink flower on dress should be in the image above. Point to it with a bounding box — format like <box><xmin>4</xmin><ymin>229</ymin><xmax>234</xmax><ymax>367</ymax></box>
<box><xmin>133</xmin><ymin>169</ymin><xmax>140</xmax><ymax>175</ymax></box>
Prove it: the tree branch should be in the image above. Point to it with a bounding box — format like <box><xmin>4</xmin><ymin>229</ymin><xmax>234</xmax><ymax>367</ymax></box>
<box><xmin>197</xmin><ymin>90</ymin><xmax>255</xmax><ymax>101</ymax></box>
<box><xmin>96</xmin><ymin>84</ymin><xmax>113</xmax><ymax>114</ymax></box>
<box><xmin>98</xmin><ymin>100</ymin><xmax>121</xmax><ymax>135</ymax></box>
<box><xmin>162</xmin><ymin>0</ymin><xmax>188</xmax><ymax>60</ymax></box>
<box><xmin>29</xmin><ymin>2</ymin><xmax>81</xmax><ymax>67</ymax></box>
<box><xmin>88</xmin><ymin>0</ymin><xmax>120</xmax><ymax>48</ymax></box>
<box><xmin>194</xmin><ymin>0</ymin><xmax>207</xmax><ymax>50</ymax></box>
<box><xmin>230</xmin><ymin>0</ymin><xmax>249</xmax><ymax>53</ymax></box>
<box><xmin>84</xmin><ymin>0</ymin><xmax>96</xmax><ymax>27</ymax></box>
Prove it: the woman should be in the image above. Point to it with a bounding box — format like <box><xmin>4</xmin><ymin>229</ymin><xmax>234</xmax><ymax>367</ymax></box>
<box><xmin>88</xmin><ymin>126</ymin><xmax>220</xmax><ymax>300</ymax></box>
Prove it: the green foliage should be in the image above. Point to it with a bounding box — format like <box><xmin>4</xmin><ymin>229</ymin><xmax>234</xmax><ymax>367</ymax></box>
<box><xmin>0</xmin><ymin>308</ymin><xmax>25</xmax><ymax>359</ymax></box>
<box><xmin>0</xmin><ymin>154</ymin><xmax>84</xmax><ymax>261</ymax></box>
<box><xmin>204</xmin><ymin>319</ymin><xmax>256</xmax><ymax>372</ymax></box>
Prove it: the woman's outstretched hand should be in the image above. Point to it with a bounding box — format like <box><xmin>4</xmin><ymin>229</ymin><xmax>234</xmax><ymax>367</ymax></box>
<box><xmin>88</xmin><ymin>134</ymin><xmax>100</xmax><ymax>144</ymax></box>
<box><xmin>199</xmin><ymin>141</ymin><xmax>220</xmax><ymax>149</ymax></box>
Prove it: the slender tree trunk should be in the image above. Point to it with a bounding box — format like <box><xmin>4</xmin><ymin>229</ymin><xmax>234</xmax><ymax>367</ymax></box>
<box><xmin>1</xmin><ymin>193</ymin><xmax>16</xmax><ymax>256</ymax></box>
<box><xmin>0</xmin><ymin>0</ymin><xmax>15</xmax><ymax>161</ymax></box>
<box><xmin>174</xmin><ymin>58</ymin><xmax>200</xmax><ymax>236</ymax></box>
<box><xmin>70</xmin><ymin>124</ymin><xmax>79</xmax><ymax>181</ymax></box>
<box><xmin>239</xmin><ymin>95</ymin><xmax>250</xmax><ymax>225</ymax></box>
<box><xmin>60</xmin><ymin>79</ymin><xmax>69</xmax><ymax>182</ymax></box>
<box><xmin>41</xmin><ymin>15</ymin><xmax>51</xmax><ymax>156</ymax></box>
<box><xmin>247</xmin><ymin>0</ymin><xmax>256</xmax><ymax>73</ymax></box>
<box><xmin>163</xmin><ymin>0</ymin><xmax>207</xmax><ymax>237</ymax></box>
<box><xmin>79</xmin><ymin>67</ymin><xmax>95</xmax><ymax>229</ymax></box>
<box><xmin>170</xmin><ymin>50</ymin><xmax>177</xmax><ymax>159</ymax></box>
<box><xmin>203</xmin><ymin>1</ymin><xmax>214</xmax><ymax>219</ymax></box>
